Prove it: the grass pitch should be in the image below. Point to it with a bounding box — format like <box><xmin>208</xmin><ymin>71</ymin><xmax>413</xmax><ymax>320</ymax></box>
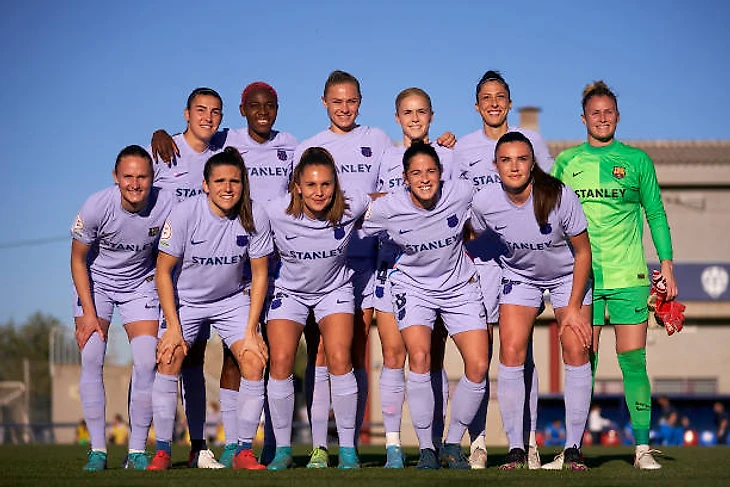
<box><xmin>2</xmin><ymin>444</ymin><xmax>730</xmax><ymax>486</ymax></box>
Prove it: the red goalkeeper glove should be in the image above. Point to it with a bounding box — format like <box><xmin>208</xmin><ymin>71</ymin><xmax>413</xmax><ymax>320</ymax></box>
<box><xmin>648</xmin><ymin>269</ymin><xmax>686</xmax><ymax>336</ymax></box>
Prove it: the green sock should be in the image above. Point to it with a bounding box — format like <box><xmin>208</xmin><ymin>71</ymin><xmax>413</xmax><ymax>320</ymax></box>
<box><xmin>617</xmin><ymin>348</ymin><xmax>651</xmax><ymax>445</ymax></box>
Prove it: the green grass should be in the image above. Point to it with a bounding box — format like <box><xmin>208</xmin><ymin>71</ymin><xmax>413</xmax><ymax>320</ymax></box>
<box><xmin>2</xmin><ymin>444</ymin><xmax>730</xmax><ymax>487</ymax></box>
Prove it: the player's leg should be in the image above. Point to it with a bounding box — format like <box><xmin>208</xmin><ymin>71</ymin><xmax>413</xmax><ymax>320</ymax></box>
<box><xmin>377</xmin><ymin>308</ymin><xmax>407</xmax><ymax>468</ymax></box>
<box><xmin>303</xmin><ymin>318</ymin><xmax>330</xmax><ymax>467</ymax></box>
<box><xmin>218</xmin><ymin>345</ymin><xmax>240</xmax><ymax>467</ymax></box>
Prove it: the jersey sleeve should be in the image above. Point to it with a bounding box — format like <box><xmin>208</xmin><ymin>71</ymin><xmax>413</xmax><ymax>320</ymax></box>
<box><xmin>360</xmin><ymin>194</ymin><xmax>391</xmax><ymax>237</ymax></box>
<box><xmin>248</xmin><ymin>202</ymin><xmax>274</xmax><ymax>259</ymax></box>
<box><xmin>158</xmin><ymin>203</ymin><xmax>188</xmax><ymax>258</ymax></box>
<box><xmin>469</xmin><ymin>190</ymin><xmax>489</xmax><ymax>235</ymax></box>
<box><xmin>639</xmin><ymin>152</ymin><xmax>673</xmax><ymax>261</ymax></box>
<box><xmin>71</xmin><ymin>191</ymin><xmax>105</xmax><ymax>245</ymax></box>
<box><xmin>559</xmin><ymin>184</ymin><xmax>588</xmax><ymax>237</ymax></box>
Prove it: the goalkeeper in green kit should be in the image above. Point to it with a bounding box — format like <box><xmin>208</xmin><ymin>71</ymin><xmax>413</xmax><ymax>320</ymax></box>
<box><xmin>551</xmin><ymin>81</ymin><xmax>678</xmax><ymax>470</ymax></box>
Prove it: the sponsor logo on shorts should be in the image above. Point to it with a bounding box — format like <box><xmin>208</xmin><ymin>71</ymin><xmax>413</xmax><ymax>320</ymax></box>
<box><xmin>336</xmin><ymin>299</ymin><xmax>348</xmax><ymax>304</ymax></box>
<box><xmin>635</xmin><ymin>306</ymin><xmax>646</xmax><ymax>313</ymax></box>
<box><xmin>190</xmin><ymin>239</ymin><xmax>205</xmax><ymax>245</ymax></box>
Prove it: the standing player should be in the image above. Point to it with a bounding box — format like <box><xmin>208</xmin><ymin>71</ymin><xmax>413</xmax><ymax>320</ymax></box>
<box><xmin>147</xmin><ymin>148</ymin><xmax>273</xmax><ymax>471</ymax></box>
<box><xmin>149</xmin><ymin>87</ymin><xmax>227</xmax><ymax>468</ymax></box>
<box><xmin>265</xmin><ymin>148</ymin><xmax>371</xmax><ymax>470</ymax></box>
<box><xmin>454</xmin><ymin>70</ymin><xmax>552</xmax><ymax>469</ymax></box>
<box><xmin>375</xmin><ymin>87</ymin><xmax>452</xmax><ymax>467</ymax></box>
<box><xmin>361</xmin><ymin>142</ymin><xmax>489</xmax><ymax>470</ymax></box>
<box><xmin>471</xmin><ymin>133</ymin><xmax>592</xmax><ymax>471</ymax></box>
<box><xmin>551</xmin><ymin>81</ymin><xmax>677</xmax><ymax>470</ymax></box>
<box><xmin>293</xmin><ymin>70</ymin><xmax>392</xmax><ymax>467</ymax></box>
<box><xmin>71</xmin><ymin>145</ymin><xmax>175</xmax><ymax>471</ymax></box>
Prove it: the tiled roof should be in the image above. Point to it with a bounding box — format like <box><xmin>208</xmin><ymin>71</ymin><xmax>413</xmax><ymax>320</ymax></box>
<box><xmin>548</xmin><ymin>140</ymin><xmax>730</xmax><ymax>165</ymax></box>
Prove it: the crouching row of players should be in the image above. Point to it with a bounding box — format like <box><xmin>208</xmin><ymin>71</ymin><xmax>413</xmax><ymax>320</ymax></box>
<box><xmin>72</xmin><ymin>132</ymin><xmax>594</xmax><ymax>472</ymax></box>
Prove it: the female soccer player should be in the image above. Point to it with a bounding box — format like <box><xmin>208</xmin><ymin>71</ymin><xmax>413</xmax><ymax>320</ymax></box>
<box><xmin>551</xmin><ymin>80</ymin><xmax>677</xmax><ymax>470</ymax></box>
<box><xmin>265</xmin><ymin>147</ymin><xmax>372</xmax><ymax>470</ymax></box>
<box><xmin>149</xmin><ymin>87</ymin><xmax>228</xmax><ymax>468</ymax></box>
<box><xmin>454</xmin><ymin>70</ymin><xmax>552</xmax><ymax>468</ymax></box>
<box><xmin>361</xmin><ymin>141</ymin><xmax>489</xmax><ymax>470</ymax></box>
<box><xmin>71</xmin><ymin>145</ymin><xmax>175</xmax><ymax>471</ymax></box>
<box><xmin>471</xmin><ymin>132</ymin><xmax>593</xmax><ymax>471</ymax></box>
<box><xmin>147</xmin><ymin>148</ymin><xmax>273</xmax><ymax>471</ymax></box>
<box><xmin>375</xmin><ymin>87</ymin><xmax>452</xmax><ymax>467</ymax></box>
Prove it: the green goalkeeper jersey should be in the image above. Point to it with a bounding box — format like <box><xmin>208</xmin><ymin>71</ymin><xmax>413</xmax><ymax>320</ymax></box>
<box><xmin>552</xmin><ymin>140</ymin><xmax>673</xmax><ymax>290</ymax></box>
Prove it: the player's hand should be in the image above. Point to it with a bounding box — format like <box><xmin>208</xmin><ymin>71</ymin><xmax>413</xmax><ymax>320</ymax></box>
<box><xmin>559</xmin><ymin>306</ymin><xmax>592</xmax><ymax>350</ymax></box>
<box><xmin>151</xmin><ymin>129</ymin><xmax>179</xmax><ymax>166</ymax></box>
<box><xmin>75</xmin><ymin>314</ymin><xmax>105</xmax><ymax>349</ymax></box>
<box><xmin>660</xmin><ymin>261</ymin><xmax>678</xmax><ymax>301</ymax></box>
<box><xmin>157</xmin><ymin>329</ymin><xmax>188</xmax><ymax>365</ymax></box>
<box><xmin>238</xmin><ymin>329</ymin><xmax>269</xmax><ymax>368</ymax></box>
<box><xmin>435</xmin><ymin>131</ymin><xmax>457</xmax><ymax>149</ymax></box>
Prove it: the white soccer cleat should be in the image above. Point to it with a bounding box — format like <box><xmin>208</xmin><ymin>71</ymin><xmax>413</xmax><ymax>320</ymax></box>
<box><xmin>468</xmin><ymin>445</ymin><xmax>488</xmax><ymax>469</ymax></box>
<box><xmin>193</xmin><ymin>449</ymin><xmax>225</xmax><ymax>469</ymax></box>
<box><xmin>541</xmin><ymin>451</ymin><xmax>564</xmax><ymax>470</ymax></box>
<box><xmin>527</xmin><ymin>444</ymin><xmax>542</xmax><ymax>469</ymax></box>
<box><xmin>633</xmin><ymin>445</ymin><xmax>662</xmax><ymax>470</ymax></box>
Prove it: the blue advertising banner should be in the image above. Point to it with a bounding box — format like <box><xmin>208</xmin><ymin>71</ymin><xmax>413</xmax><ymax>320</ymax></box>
<box><xmin>650</xmin><ymin>263</ymin><xmax>730</xmax><ymax>301</ymax></box>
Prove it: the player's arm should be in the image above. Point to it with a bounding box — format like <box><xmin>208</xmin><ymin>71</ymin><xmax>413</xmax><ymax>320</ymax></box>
<box><xmin>70</xmin><ymin>239</ymin><xmax>105</xmax><ymax>348</ymax></box>
<box><xmin>155</xmin><ymin>251</ymin><xmax>187</xmax><ymax>364</ymax></box>
<box><xmin>150</xmin><ymin>129</ymin><xmax>180</xmax><ymax>165</ymax></box>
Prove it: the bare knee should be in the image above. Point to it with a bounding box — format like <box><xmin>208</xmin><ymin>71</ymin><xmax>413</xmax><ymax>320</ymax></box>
<box><xmin>408</xmin><ymin>349</ymin><xmax>430</xmax><ymax>374</ymax></box>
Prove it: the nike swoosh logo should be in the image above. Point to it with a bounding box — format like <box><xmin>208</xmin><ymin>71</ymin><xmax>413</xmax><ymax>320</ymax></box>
<box><xmin>388</xmin><ymin>165</ymin><xmax>400</xmax><ymax>172</ymax></box>
<box><xmin>144</xmin><ymin>303</ymin><xmax>157</xmax><ymax>309</ymax></box>
<box><xmin>495</xmin><ymin>225</ymin><xmax>507</xmax><ymax>231</ymax></box>
<box><xmin>285</xmin><ymin>235</ymin><xmax>298</xmax><ymax>240</ymax></box>
<box><xmin>337</xmin><ymin>299</ymin><xmax>348</xmax><ymax>304</ymax></box>
<box><xmin>469</xmin><ymin>160</ymin><xmax>480</xmax><ymax>167</ymax></box>
<box><xmin>190</xmin><ymin>239</ymin><xmax>205</xmax><ymax>245</ymax></box>
<box><xmin>399</xmin><ymin>229</ymin><xmax>412</xmax><ymax>234</ymax></box>
<box><xmin>572</xmin><ymin>171</ymin><xmax>584</xmax><ymax>177</ymax></box>
<box><xmin>173</xmin><ymin>171</ymin><xmax>189</xmax><ymax>178</ymax></box>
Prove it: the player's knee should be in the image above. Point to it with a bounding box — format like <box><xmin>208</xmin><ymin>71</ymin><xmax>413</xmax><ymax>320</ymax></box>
<box><xmin>407</xmin><ymin>349</ymin><xmax>430</xmax><ymax>374</ymax></box>
<box><xmin>464</xmin><ymin>357</ymin><xmax>489</xmax><ymax>383</ymax></box>
<box><xmin>325</xmin><ymin>347</ymin><xmax>352</xmax><ymax>375</ymax></box>
<box><xmin>382</xmin><ymin>345</ymin><xmax>406</xmax><ymax>369</ymax></box>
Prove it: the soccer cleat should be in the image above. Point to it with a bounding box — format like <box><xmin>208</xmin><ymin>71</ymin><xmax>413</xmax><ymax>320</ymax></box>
<box><xmin>563</xmin><ymin>447</ymin><xmax>588</xmax><ymax>471</ymax></box>
<box><xmin>469</xmin><ymin>445</ymin><xmax>488</xmax><ymax>469</ymax></box>
<box><xmin>541</xmin><ymin>451</ymin><xmax>564</xmax><ymax>470</ymax></box>
<box><xmin>527</xmin><ymin>444</ymin><xmax>541</xmax><ymax>469</ymax></box>
<box><xmin>124</xmin><ymin>451</ymin><xmax>149</xmax><ymax>470</ymax></box>
<box><xmin>306</xmin><ymin>447</ymin><xmax>329</xmax><ymax>469</ymax></box>
<box><xmin>338</xmin><ymin>446</ymin><xmax>361</xmax><ymax>469</ymax></box>
<box><xmin>83</xmin><ymin>450</ymin><xmax>107</xmax><ymax>472</ymax></box>
<box><xmin>499</xmin><ymin>448</ymin><xmax>527</xmax><ymax>470</ymax></box>
<box><xmin>440</xmin><ymin>443</ymin><xmax>470</xmax><ymax>469</ymax></box>
<box><xmin>188</xmin><ymin>449</ymin><xmax>225</xmax><ymax>469</ymax></box>
<box><xmin>219</xmin><ymin>443</ymin><xmax>237</xmax><ymax>468</ymax></box>
<box><xmin>233</xmin><ymin>448</ymin><xmax>266</xmax><ymax>470</ymax></box>
<box><xmin>634</xmin><ymin>445</ymin><xmax>662</xmax><ymax>470</ymax></box>
<box><xmin>384</xmin><ymin>445</ymin><xmax>405</xmax><ymax>468</ymax></box>
<box><xmin>416</xmin><ymin>448</ymin><xmax>441</xmax><ymax>469</ymax></box>
<box><xmin>146</xmin><ymin>450</ymin><xmax>172</xmax><ymax>471</ymax></box>
<box><xmin>267</xmin><ymin>447</ymin><xmax>294</xmax><ymax>471</ymax></box>
<box><xmin>259</xmin><ymin>443</ymin><xmax>276</xmax><ymax>466</ymax></box>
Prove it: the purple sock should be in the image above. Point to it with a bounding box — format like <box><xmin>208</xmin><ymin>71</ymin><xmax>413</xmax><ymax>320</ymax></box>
<box><xmin>445</xmin><ymin>376</ymin><xmax>486</xmax><ymax>444</ymax></box>
<box><xmin>467</xmin><ymin>382</ymin><xmax>488</xmax><ymax>443</ymax></box>
<box><xmin>152</xmin><ymin>372</ymin><xmax>179</xmax><ymax>443</ymax></box>
<box><xmin>181</xmin><ymin>365</ymin><xmax>206</xmax><ymax>446</ymax></box>
<box><xmin>80</xmin><ymin>333</ymin><xmax>107</xmax><ymax>451</ymax></box>
<box><xmin>238</xmin><ymin>378</ymin><xmax>265</xmax><ymax>445</ymax></box>
<box><xmin>330</xmin><ymin>370</ymin><xmax>358</xmax><ymax>448</ymax></box>
<box><xmin>267</xmin><ymin>376</ymin><xmax>294</xmax><ymax>447</ymax></box>
<box><xmin>309</xmin><ymin>365</ymin><xmax>330</xmax><ymax>449</ymax></box>
<box><xmin>354</xmin><ymin>367</ymin><xmax>368</xmax><ymax>445</ymax></box>
<box><xmin>128</xmin><ymin>335</ymin><xmax>156</xmax><ymax>451</ymax></box>
<box><xmin>497</xmin><ymin>363</ymin><xmax>525</xmax><ymax>451</ymax></box>
<box><xmin>406</xmin><ymin>371</ymin><xmax>434</xmax><ymax>450</ymax></box>
<box><xmin>564</xmin><ymin>362</ymin><xmax>592</xmax><ymax>448</ymax></box>
<box><xmin>380</xmin><ymin>367</ymin><xmax>405</xmax><ymax>435</ymax></box>
<box><xmin>219</xmin><ymin>388</ymin><xmax>238</xmax><ymax>446</ymax></box>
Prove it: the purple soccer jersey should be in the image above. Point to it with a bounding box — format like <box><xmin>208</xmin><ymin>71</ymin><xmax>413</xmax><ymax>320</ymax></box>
<box><xmin>376</xmin><ymin>143</ymin><xmax>455</xmax><ymax>192</ymax></box>
<box><xmin>158</xmin><ymin>195</ymin><xmax>273</xmax><ymax>304</ymax></box>
<box><xmin>471</xmin><ymin>184</ymin><xmax>587</xmax><ymax>286</ymax></box>
<box><xmin>265</xmin><ymin>191</ymin><xmax>371</xmax><ymax>296</ymax></box>
<box><xmin>223</xmin><ymin>128</ymin><xmax>297</xmax><ymax>202</ymax></box>
<box><xmin>150</xmin><ymin>133</ymin><xmax>224</xmax><ymax>202</ymax></box>
<box><xmin>295</xmin><ymin>126</ymin><xmax>392</xmax><ymax>258</ymax></box>
<box><xmin>71</xmin><ymin>185</ymin><xmax>175</xmax><ymax>291</ymax></box>
<box><xmin>361</xmin><ymin>178</ymin><xmax>478</xmax><ymax>296</ymax></box>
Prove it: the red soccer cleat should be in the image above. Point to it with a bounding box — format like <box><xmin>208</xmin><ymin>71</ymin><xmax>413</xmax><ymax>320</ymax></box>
<box><xmin>233</xmin><ymin>449</ymin><xmax>267</xmax><ymax>470</ymax></box>
<box><xmin>146</xmin><ymin>450</ymin><xmax>172</xmax><ymax>471</ymax></box>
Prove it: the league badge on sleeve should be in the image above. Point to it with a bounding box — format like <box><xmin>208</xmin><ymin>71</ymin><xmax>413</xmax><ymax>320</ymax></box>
<box><xmin>160</xmin><ymin>221</ymin><xmax>172</xmax><ymax>245</ymax></box>
<box><xmin>612</xmin><ymin>166</ymin><xmax>626</xmax><ymax>179</ymax></box>
<box><xmin>447</xmin><ymin>214</ymin><xmax>459</xmax><ymax>228</ymax></box>
<box><xmin>361</xmin><ymin>146</ymin><xmax>372</xmax><ymax>157</ymax></box>
<box><xmin>72</xmin><ymin>214</ymin><xmax>84</xmax><ymax>237</ymax></box>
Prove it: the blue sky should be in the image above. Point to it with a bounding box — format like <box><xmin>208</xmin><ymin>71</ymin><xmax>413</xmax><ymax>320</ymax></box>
<box><xmin>1</xmin><ymin>0</ymin><xmax>729</xmax><ymax>334</ymax></box>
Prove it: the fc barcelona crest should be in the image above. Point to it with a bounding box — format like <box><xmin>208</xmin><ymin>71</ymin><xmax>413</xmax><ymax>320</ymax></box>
<box><xmin>277</xmin><ymin>149</ymin><xmax>287</xmax><ymax>161</ymax></box>
<box><xmin>447</xmin><ymin>214</ymin><xmax>458</xmax><ymax>228</ymax></box>
<box><xmin>613</xmin><ymin>166</ymin><xmax>626</xmax><ymax>179</ymax></box>
<box><xmin>361</xmin><ymin>146</ymin><xmax>372</xmax><ymax>157</ymax></box>
<box><xmin>237</xmin><ymin>235</ymin><xmax>249</xmax><ymax>247</ymax></box>
<box><xmin>334</xmin><ymin>226</ymin><xmax>346</xmax><ymax>240</ymax></box>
